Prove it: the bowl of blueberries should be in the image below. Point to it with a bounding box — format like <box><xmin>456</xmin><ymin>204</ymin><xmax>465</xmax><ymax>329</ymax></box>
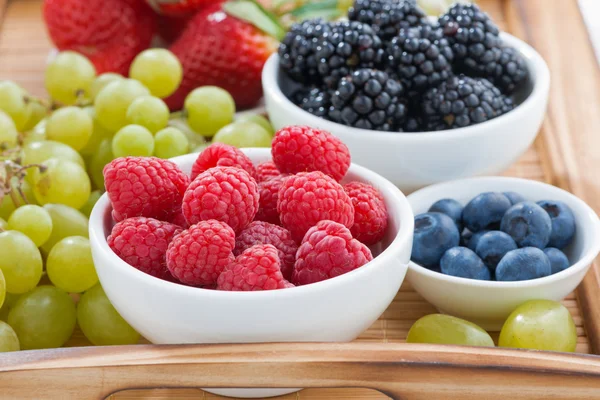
<box><xmin>262</xmin><ymin>1</ymin><xmax>550</xmax><ymax>193</ymax></box>
<box><xmin>406</xmin><ymin>176</ymin><xmax>600</xmax><ymax>330</ymax></box>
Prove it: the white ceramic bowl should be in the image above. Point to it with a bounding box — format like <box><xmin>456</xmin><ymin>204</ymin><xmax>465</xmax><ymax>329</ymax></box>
<box><xmin>406</xmin><ymin>177</ymin><xmax>600</xmax><ymax>331</ymax></box>
<box><xmin>89</xmin><ymin>148</ymin><xmax>413</xmax><ymax>397</ymax></box>
<box><xmin>263</xmin><ymin>33</ymin><xmax>550</xmax><ymax>194</ymax></box>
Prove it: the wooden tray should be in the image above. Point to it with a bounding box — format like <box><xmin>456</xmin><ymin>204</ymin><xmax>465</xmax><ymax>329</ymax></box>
<box><xmin>1</xmin><ymin>0</ymin><xmax>600</xmax><ymax>399</ymax></box>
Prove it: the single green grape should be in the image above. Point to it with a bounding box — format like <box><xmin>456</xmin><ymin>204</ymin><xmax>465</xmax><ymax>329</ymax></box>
<box><xmin>32</xmin><ymin>158</ymin><xmax>91</xmax><ymax>209</ymax></box>
<box><xmin>7</xmin><ymin>205</ymin><xmax>53</xmax><ymax>247</ymax></box>
<box><xmin>23</xmin><ymin>139</ymin><xmax>85</xmax><ymax>168</ymax></box>
<box><xmin>236</xmin><ymin>114</ymin><xmax>274</xmax><ymax>136</ymax></box>
<box><xmin>185</xmin><ymin>86</ymin><xmax>235</xmax><ymax>137</ymax></box>
<box><xmin>79</xmin><ymin>190</ymin><xmax>102</xmax><ymax>218</ymax></box>
<box><xmin>168</xmin><ymin>118</ymin><xmax>207</xmax><ymax>149</ymax></box>
<box><xmin>45</xmin><ymin>51</ymin><xmax>96</xmax><ymax>105</ymax></box>
<box><xmin>112</xmin><ymin>125</ymin><xmax>154</xmax><ymax>157</ymax></box>
<box><xmin>406</xmin><ymin>314</ymin><xmax>495</xmax><ymax>347</ymax></box>
<box><xmin>87</xmin><ymin>139</ymin><xmax>114</xmax><ymax>190</ymax></box>
<box><xmin>0</xmin><ymin>320</ymin><xmax>19</xmax><ymax>352</ymax></box>
<box><xmin>45</xmin><ymin>106</ymin><xmax>93</xmax><ymax>151</ymax></box>
<box><xmin>90</xmin><ymin>73</ymin><xmax>123</xmax><ymax>101</ymax></box>
<box><xmin>77</xmin><ymin>284</ymin><xmax>139</xmax><ymax>346</ymax></box>
<box><xmin>154</xmin><ymin>127</ymin><xmax>189</xmax><ymax>159</ymax></box>
<box><xmin>126</xmin><ymin>96</ymin><xmax>169</xmax><ymax>133</ymax></box>
<box><xmin>0</xmin><ymin>293</ymin><xmax>20</xmax><ymax>321</ymax></box>
<box><xmin>213</xmin><ymin>121</ymin><xmax>272</xmax><ymax>148</ymax></box>
<box><xmin>79</xmin><ymin>107</ymin><xmax>114</xmax><ymax>157</ymax></box>
<box><xmin>21</xmin><ymin>100</ymin><xmax>48</xmax><ymax>132</ymax></box>
<box><xmin>40</xmin><ymin>203</ymin><xmax>89</xmax><ymax>254</ymax></box>
<box><xmin>22</xmin><ymin>118</ymin><xmax>48</xmax><ymax>145</ymax></box>
<box><xmin>0</xmin><ymin>231</ymin><xmax>42</xmax><ymax>294</ymax></box>
<box><xmin>0</xmin><ymin>81</ymin><xmax>28</xmax><ymax>131</ymax></box>
<box><xmin>0</xmin><ymin>268</ymin><xmax>5</xmax><ymax>310</ymax></box>
<box><xmin>129</xmin><ymin>49</ymin><xmax>182</xmax><ymax>98</ymax></box>
<box><xmin>0</xmin><ymin>178</ymin><xmax>35</xmax><ymax>220</ymax></box>
<box><xmin>95</xmin><ymin>79</ymin><xmax>150</xmax><ymax>132</ymax></box>
<box><xmin>0</xmin><ymin>217</ymin><xmax>7</xmax><ymax>230</ymax></box>
<box><xmin>47</xmin><ymin>236</ymin><xmax>98</xmax><ymax>293</ymax></box>
<box><xmin>8</xmin><ymin>285</ymin><xmax>76</xmax><ymax>350</ymax></box>
<box><xmin>499</xmin><ymin>299</ymin><xmax>577</xmax><ymax>352</ymax></box>
<box><xmin>0</xmin><ymin>110</ymin><xmax>18</xmax><ymax>148</ymax></box>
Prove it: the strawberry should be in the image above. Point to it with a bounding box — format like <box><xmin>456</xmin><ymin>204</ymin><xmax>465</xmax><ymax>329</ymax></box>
<box><xmin>145</xmin><ymin>0</ymin><xmax>222</xmax><ymax>16</ymax></box>
<box><xmin>157</xmin><ymin>14</ymin><xmax>193</xmax><ymax>44</ymax></box>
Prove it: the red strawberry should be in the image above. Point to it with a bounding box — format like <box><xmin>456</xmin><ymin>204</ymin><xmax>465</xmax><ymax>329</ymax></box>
<box><xmin>157</xmin><ymin>14</ymin><xmax>192</xmax><ymax>44</ymax></box>
<box><xmin>145</xmin><ymin>0</ymin><xmax>222</xmax><ymax>17</ymax></box>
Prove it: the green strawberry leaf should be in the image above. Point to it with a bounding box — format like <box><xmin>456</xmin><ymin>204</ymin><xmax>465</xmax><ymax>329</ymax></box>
<box><xmin>223</xmin><ymin>0</ymin><xmax>287</xmax><ymax>41</ymax></box>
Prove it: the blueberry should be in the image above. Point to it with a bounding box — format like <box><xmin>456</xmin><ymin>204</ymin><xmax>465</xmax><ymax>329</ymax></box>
<box><xmin>475</xmin><ymin>231</ymin><xmax>518</xmax><ymax>270</ymax></box>
<box><xmin>463</xmin><ymin>192</ymin><xmax>512</xmax><ymax>232</ymax></box>
<box><xmin>412</xmin><ymin>212</ymin><xmax>460</xmax><ymax>268</ymax></box>
<box><xmin>537</xmin><ymin>200</ymin><xmax>576</xmax><ymax>249</ymax></box>
<box><xmin>503</xmin><ymin>191</ymin><xmax>525</xmax><ymax>205</ymax></box>
<box><xmin>428</xmin><ymin>198</ymin><xmax>463</xmax><ymax>231</ymax></box>
<box><xmin>466</xmin><ymin>229</ymin><xmax>490</xmax><ymax>251</ymax></box>
<box><xmin>495</xmin><ymin>247</ymin><xmax>552</xmax><ymax>281</ymax></box>
<box><xmin>500</xmin><ymin>201</ymin><xmax>552</xmax><ymax>249</ymax></box>
<box><xmin>461</xmin><ymin>228</ymin><xmax>472</xmax><ymax>247</ymax></box>
<box><xmin>440</xmin><ymin>247</ymin><xmax>491</xmax><ymax>280</ymax></box>
<box><xmin>543</xmin><ymin>247</ymin><xmax>570</xmax><ymax>274</ymax></box>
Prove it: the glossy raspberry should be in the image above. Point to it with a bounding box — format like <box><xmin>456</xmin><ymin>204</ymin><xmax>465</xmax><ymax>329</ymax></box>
<box><xmin>272</xmin><ymin>126</ymin><xmax>351</xmax><ymax>182</ymax></box>
<box><xmin>255</xmin><ymin>176</ymin><xmax>284</xmax><ymax>225</ymax></box>
<box><xmin>217</xmin><ymin>244</ymin><xmax>293</xmax><ymax>291</ymax></box>
<box><xmin>166</xmin><ymin>219</ymin><xmax>236</xmax><ymax>286</ymax></box>
<box><xmin>104</xmin><ymin>157</ymin><xmax>190</xmax><ymax>222</ymax></box>
<box><xmin>255</xmin><ymin>161</ymin><xmax>282</xmax><ymax>182</ymax></box>
<box><xmin>190</xmin><ymin>143</ymin><xmax>256</xmax><ymax>181</ymax></box>
<box><xmin>293</xmin><ymin>220</ymin><xmax>373</xmax><ymax>285</ymax></box>
<box><xmin>234</xmin><ymin>221</ymin><xmax>298</xmax><ymax>280</ymax></box>
<box><xmin>107</xmin><ymin>217</ymin><xmax>183</xmax><ymax>281</ymax></box>
<box><xmin>344</xmin><ymin>181</ymin><xmax>388</xmax><ymax>245</ymax></box>
<box><xmin>278</xmin><ymin>171</ymin><xmax>354</xmax><ymax>242</ymax></box>
<box><xmin>182</xmin><ymin>166</ymin><xmax>259</xmax><ymax>233</ymax></box>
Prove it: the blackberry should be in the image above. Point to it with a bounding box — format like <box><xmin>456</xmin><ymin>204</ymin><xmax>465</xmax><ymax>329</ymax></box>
<box><xmin>402</xmin><ymin>116</ymin><xmax>423</xmax><ymax>132</ymax></box>
<box><xmin>298</xmin><ymin>87</ymin><xmax>332</xmax><ymax>118</ymax></box>
<box><xmin>348</xmin><ymin>0</ymin><xmax>426</xmax><ymax>41</ymax></box>
<box><xmin>329</xmin><ymin>69</ymin><xmax>407</xmax><ymax>131</ymax></box>
<box><xmin>421</xmin><ymin>75</ymin><xmax>514</xmax><ymax>130</ymax></box>
<box><xmin>485</xmin><ymin>47</ymin><xmax>529</xmax><ymax>94</ymax></box>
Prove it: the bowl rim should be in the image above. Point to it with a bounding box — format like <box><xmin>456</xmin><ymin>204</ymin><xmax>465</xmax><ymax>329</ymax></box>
<box><xmin>406</xmin><ymin>176</ymin><xmax>600</xmax><ymax>288</ymax></box>
<box><xmin>89</xmin><ymin>148</ymin><xmax>415</xmax><ymax>298</ymax></box>
<box><xmin>262</xmin><ymin>32</ymin><xmax>551</xmax><ymax>141</ymax></box>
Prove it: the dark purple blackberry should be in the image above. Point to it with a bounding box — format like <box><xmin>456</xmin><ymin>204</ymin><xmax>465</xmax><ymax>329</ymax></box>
<box><xmin>348</xmin><ymin>0</ymin><xmax>426</xmax><ymax>41</ymax></box>
<box><xmin>402</xmin><ymin>116</ymin><xmax>423</xmax><ymax>132</ymax></box>
<box><xmin>484</xmin><ymin>47</ymin><xmax>529</xmax><ymax>94</ymax></box>
<box><xmin>421</xmin><ymin>75</ymin><xmax>514</xmax><ymax>130</ymax></box>
<box><xmin>329</xmin><ymin>69</ymin><xmax>407</xmax><ymax>131</ymax></box>
<box><xmin>298</xmin><ymin>87</ymin><xmax>332</xmax><ymax>118</ymax></box>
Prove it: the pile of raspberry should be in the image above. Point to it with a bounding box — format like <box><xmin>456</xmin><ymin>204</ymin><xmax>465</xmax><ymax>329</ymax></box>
<box><xmin>103</xmin><ymin>125</ymin><xmax>389</xmax><ymax>291</ymax></box>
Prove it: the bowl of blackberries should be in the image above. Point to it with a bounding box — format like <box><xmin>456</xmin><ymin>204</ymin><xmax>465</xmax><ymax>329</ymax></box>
<box><xmin>262</xmin><ymin>1</ymin><xmax>550</xmax><ymax>193</ymax></box>
<box><xmin>405</xmin><ymin>177</ymin><xmax>600</xmax><ymax>330</ymax></box>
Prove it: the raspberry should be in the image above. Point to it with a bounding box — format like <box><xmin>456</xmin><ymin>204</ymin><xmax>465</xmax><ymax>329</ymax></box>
<box><xmin>217</xmin><ymin>244</ymin><xmax>293</xmax><ymax>291</ymax></box>
<box><xmin>344</xmin><ymin>182</ymin><xmax>388</xmax><ymax>245</ymax></box>
<box><xmin>166</xmin><ymin>219</ymin><xmax>236</xmax><ymax>286</ymax></box>
<box><xmin>168</xmin><ymin>211</ymin><xmax>189</xmax><ymax>229</ymax></box>
<box><xmin>293</xmin><ymin>220</ymin><xmax>373</xmax><ymax>285</ymax></box>
<box><xmin>190</xmin><ymin>143</ymin><xmax>256</xmax><ymax>180</ymax></box>
<box><xmin>234</xmin><ymin>221</ymin><xmax>298</xmax><ymax>280</ymax></box>
<box><xmin>182</xmin><ymin>166</ymin><xmax>259</xmax><ymax>233</ymax></box>
<box><xmin>104</xmin><ymin>157</ymin><xmax>190</xmax><ymax>222</ymax></box>
<box><xmin>255</xmin><ymin>161</ymin><xmax>282</xmax><ymax>182</ymax></box>
<box><xmin>278</xmin><ymin>171</ymin><xmax>354</xmax><ymax>242</ymax></box>
<box><xmin>255</xmin><ymin>176</ymin><xmax>284</xmax><ymax>225</ymax></box>
<box><xmin>107</xmin><ymin>217</ymin><xmax>183</xmax><ymax>281</ymax></box>
<box><xmin>272</xmin><ymin>126</ymin><xmax>351</xmax><ymax>181</ymax></box>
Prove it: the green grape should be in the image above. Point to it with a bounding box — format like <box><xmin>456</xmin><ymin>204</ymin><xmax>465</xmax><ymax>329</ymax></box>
<box><xmin>90</xmin><ymin>73</ymin><xmax>123</xmax><ymax>101</ymax></box>
<box><xmin>87</xmin><ymin>139</ymin><xmax>114</xmax><ymax>190</ymax></box>
<box><xmin>0</xmin><ymin>81</ymin><xmax>28</xmax><ymax>131</ymax></box>
<box><xmin>45</xmin><ymin>106</ymin><xmax>93</xmax><ymax>151</ymax></box>
<box><xmin>8</xmin><ymin>285</ymin><xmax>76</xmax><ymax>350</ymax></box>
<box><xmin>0</xmin><ymin>293</ymin><xmax>19</xmax><ymax>321</ymax></box>
<box><xmin>0</xmin><ymin>320</ymin><xmax>19</xmax><ymax>352</ymax></box>
<box><xmin>0</xmin><ymin>110</ymin><xmax>18</xmax><ymax>148</ymax></box>
<box><xmin>0</xmin><ymin>268</ymin><xmax>5</xmax><ymax>309</ymax></box>
<box><xmin>213</xmin><ymin>121</ymin><xmax>272</xmax><ymax>148</ymax></box>
<box><xmin>169</xmin><ymin>118</ymin><xmax>207</xmax><ymax>149</ymax></box>
<box><xmin>32</xmin><ymin>158</ymin><xmax>91</xmax><ymax>209</ymax></box>
<box><xmin>47</xmin><ymin>236</ymin><xmax>98</xmax><ymax>293</ymax></box>
<box><xmin>21</xmin><ymin>100</ymin><xmax>48</xmax><ymax>132</ymax></box>
<box><xmin>406</xmin><ymin>314</ymin><xmax>494</xmax><ymax>347</ymax></box>
<box><xmin>126</xmin><ymin>96</ymin><xmax>169</xmax><ymax>133</ymax></box>
<box><xmin>77</xmin><ymin>284</ymin><xmax>139</xmax><ymax>346</ymax></box>
<box><xmin>0</xmin><ymin>217</ymin><xmax>6</xmax><ymax>230</ymax></box>
<box><xmin>0</xmin><ymin>178</ymin><xmax>35</xmax><ymax>220</ymax></box>
<box><xmin>23</xmin><ymin>140</ymin><xmax>85</xmax><ymax>168</ymax></box>
<box><xmin>95</xmin><ymin>79</ymin><xmax>150</xmax><ymax>132</ymax></box>
<box><xmin>40</xmin><ymin>203</ymin><xmax>89</xmax><ymax>254</ymax></box>
<box><xmin>0</xmin><ymin>231</ymin><xmax>42</xmax><ymax>294</ymax></box>
<box><xmin>7</xmin><ymin>205</ymin><xmax>53</xmax><ymax>247</ymax></box>
<box><xmin>79</xmin><ymin>190</ymin><xmax>102</xmax><ymax>218</ymax></box>
<box><xmin>112</xmin><ymin>124</ymin><xmax>154</xmax><ymax>157</ymax></box>
<box><xmin>499</xmin><ymin>299</ymin><xmax>577</xmax><ymax>352</ymax></box>
<box><xmin>79</xmin><ymin>107</ymin><xmax>114</xmax><ymax>157</ymax></box>
<box><xmin>129</xmin><ymin>49</ymin><xmax>182</xmax><ymax>98</ymax></box>
<box><xmin>185</xmin><ymin>86</ymin><xmax>235</xmax><ymax>137</ymax></box>
<box><xmin>236</xmin><ymin>114</ymin><xmax>274</xmax><ymax>136</ymax></box>
<box><xmin>154</xmin><ymin>127</ymin><xmax>189</xmax><ymax>159</ymax></box>
<box><xmin>45</xmin><ymin>51</ymin><xmax>96</xmax><ymax>105</ymax></box>
<box><xmin>22</xmin><ymin>118</ymin><xmax>48</xmax><ymax>145</ymax></box>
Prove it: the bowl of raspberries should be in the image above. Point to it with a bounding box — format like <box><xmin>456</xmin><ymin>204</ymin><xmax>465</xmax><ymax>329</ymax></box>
<box><xmin>262</xmin><ymin>1</ymin><xmax>550</xmax><ymax>193</ymax></box>
<box><xmin>89</xmin><ymin>126</ymin><xmax>413</xmax><ymax>347</ymax></box>
<box><xmin>405</xmin><ymin>177</ymin><xmax>600</xmax><ymax>330</ymax></box>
